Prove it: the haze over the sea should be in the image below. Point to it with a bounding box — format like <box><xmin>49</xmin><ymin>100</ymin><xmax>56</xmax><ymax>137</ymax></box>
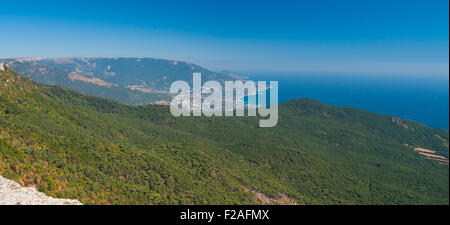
<box><xmin>246</xmin><ymin>72</ymin><xmax>449</xmax><ymax>129</ymax></box>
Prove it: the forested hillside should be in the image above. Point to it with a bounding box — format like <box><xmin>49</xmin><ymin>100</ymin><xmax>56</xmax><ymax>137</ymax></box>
<box><xmin>0</xmin><ymin>67</ymin><xmax>448</xmax><ymax>204</ymax></box>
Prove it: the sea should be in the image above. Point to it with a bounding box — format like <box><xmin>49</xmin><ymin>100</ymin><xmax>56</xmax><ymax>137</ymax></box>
<box><xmin>244</xmin><ymin>72</ymin><xmax>449</xmax><ymax>129</ymax></box>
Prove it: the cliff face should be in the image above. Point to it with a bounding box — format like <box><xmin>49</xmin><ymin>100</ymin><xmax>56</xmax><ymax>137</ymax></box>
<box><xmin>0</xmin><ymin>175</ymin><xmax>82</xmax><ymax>205</ymax></box>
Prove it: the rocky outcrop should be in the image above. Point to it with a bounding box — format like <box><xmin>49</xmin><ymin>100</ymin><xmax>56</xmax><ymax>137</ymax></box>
<box><xmin>68</xmin><ymin>72</ymin><xmax>118</xmax><ymax>88</ymax></box>
<box><xmin>0</xmin><ymin>175</ymin><xmax>82</xmax><ymax>205</ymax></box>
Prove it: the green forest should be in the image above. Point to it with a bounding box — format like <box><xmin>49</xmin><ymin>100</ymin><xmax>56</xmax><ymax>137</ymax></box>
<box><xmin>0</xmin><ymin>67</ymin><xmax>448</xmax><ymax>204</ymax></box>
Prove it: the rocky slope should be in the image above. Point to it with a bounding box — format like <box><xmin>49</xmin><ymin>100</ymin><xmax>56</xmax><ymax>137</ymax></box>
<box><xmin>0</xmin><ymin>175</ymin><xmax>82</xmax><ymax>205</ymax></box>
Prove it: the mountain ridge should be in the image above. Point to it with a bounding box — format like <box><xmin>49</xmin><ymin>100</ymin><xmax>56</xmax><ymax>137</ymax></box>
<box><xmin>1</xmin><ymin>57</ymin><xmax>239</xmax><ymax>105</ymax></box>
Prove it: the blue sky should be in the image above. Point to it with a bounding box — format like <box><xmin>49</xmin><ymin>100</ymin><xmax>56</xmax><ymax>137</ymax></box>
<box><xmin>0</xmin><ymin>0</ymin><xmax>448</xmax><ymax>76</ymax></box>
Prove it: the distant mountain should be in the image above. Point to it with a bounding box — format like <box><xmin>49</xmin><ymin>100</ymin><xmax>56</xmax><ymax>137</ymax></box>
<box><xmin>2</xmin><ymin>57</ymin><xmax>237</xmax><ymax>105</ymax></box>
<box><xmin>1</xmin><ymin>66</ymin><xmax>448</xmax><ymax>204</ymax></box>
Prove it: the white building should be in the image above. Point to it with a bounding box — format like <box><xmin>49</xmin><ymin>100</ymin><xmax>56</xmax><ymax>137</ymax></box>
<box><xmin>0</xmin><ymin>61</ymin><xmax>4</xmax><ymax>71</ymax></box>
